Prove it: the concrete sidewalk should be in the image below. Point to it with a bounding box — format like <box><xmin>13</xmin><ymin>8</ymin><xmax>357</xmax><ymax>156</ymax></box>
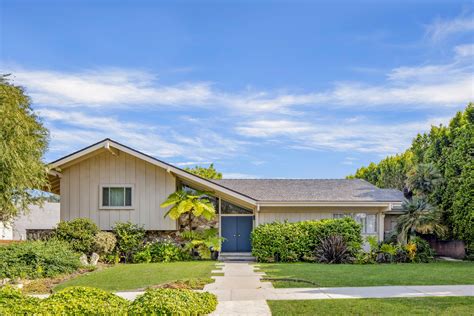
<box><xmin>31</xmin><ymin>262</ymin><xmax>474</xmax><ymax>315</ymax></box>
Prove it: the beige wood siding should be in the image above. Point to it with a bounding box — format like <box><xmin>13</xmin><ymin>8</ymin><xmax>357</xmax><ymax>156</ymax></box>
<box><xmin>60</xmin><ymin>150</ymin><xmax>177</xmax><ymax>230</ymax></box>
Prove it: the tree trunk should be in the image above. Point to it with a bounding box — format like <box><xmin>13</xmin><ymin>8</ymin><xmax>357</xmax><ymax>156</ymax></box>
<box><xmin>189</xmin><ymin>212</ymin><xmax>192</xmax><ymax>232</ymax></box>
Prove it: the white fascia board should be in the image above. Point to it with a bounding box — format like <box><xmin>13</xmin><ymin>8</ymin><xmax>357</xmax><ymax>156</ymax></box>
<box><xmin>257</xmin><ymin>201</ymin><xmax>393</xmax><ymax>208</ymax></box>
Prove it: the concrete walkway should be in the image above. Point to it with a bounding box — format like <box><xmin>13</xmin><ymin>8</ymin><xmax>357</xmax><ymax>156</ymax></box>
<box><xmin>204</xmin><ymin>262</ymin><xmax>273</xmax><ymax>315</ymax></box>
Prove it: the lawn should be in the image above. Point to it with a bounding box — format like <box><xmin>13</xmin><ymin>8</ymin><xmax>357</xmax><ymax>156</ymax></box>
<box><xmin>258</xmin><ymin>261</ymin><xmax>474</xmax><ymax>288</ymax></box>
<box><xmin>55</xmin><ymin>261</ymin><xmax>216</xmax><ymax>292</ymax></box>
<box><xmin>268</xmin><ymin>297</ymin><xmax>474</xmax><ymax>316</ymax></box>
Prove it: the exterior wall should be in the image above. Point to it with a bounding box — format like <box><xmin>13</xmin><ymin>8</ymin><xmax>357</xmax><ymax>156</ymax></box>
<box><xmin>60</xmin><ymin>150</ymin><xmax>177</xmax><ymax>230</ymax></box>
<box><xmin>13</xmin><ymin>202</ymin><xmax>60</xmax><ymax>240</ymax></box>
<box><xmin>257</xmin><ymin>206</ymin><xmax>387</xmax><ymax>241</ymax></box>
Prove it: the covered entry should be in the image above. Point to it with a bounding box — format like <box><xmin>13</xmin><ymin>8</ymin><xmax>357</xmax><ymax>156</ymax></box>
<box><xmin>219</xmin><ymin>199</ymin><xmax>254</xmax><ymax>253</ymax></box>
<box><xmin>221</xmin><ymin>216</ymin><xmax>253</xmax><ymax>252</ymax></box>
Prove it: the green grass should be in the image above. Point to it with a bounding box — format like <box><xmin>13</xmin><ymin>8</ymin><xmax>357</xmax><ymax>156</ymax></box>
<box><xmin>55</xmin><ymin>261</ymin><xmax>216</xmax><ymax>292</ymax></box>
<box><xmin>268</xmin><ymin>297</ymin><xmax>474</xmax><ymax>315</ymax></box>
<box><xmin>258</xmin><ymin>261</ymin><xmax>474</xmax><ymax>288</ymax></box>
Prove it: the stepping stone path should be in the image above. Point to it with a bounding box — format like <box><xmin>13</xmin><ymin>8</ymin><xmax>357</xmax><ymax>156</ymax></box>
<box><xmin>204</xmin><ymin>262</ymin><xmax>273</xmax><ymax>315</ymax></box>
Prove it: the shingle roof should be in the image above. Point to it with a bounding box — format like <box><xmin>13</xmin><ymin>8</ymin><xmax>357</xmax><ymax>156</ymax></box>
<box><xmin>211</xmin><ymin>179</ymin><xmax>404</xmax><ymax>202</ymax></box>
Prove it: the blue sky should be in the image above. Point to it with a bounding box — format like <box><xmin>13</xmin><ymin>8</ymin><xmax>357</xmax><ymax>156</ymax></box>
<box><xmin>1</xmin><ymin>0</ymin><xmax>473</xmax><ymax>178</ymax></box>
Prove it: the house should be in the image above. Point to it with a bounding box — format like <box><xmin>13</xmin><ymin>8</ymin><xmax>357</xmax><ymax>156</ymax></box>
<box><xmin>0</xmin><ymin>202</ymin><xmax>60</xmax><ymax>241</ymax></box>
<box><xmin>47</xmin><ymin>138</ymin><xmax>404</xmax><ymax>253</ymax></box>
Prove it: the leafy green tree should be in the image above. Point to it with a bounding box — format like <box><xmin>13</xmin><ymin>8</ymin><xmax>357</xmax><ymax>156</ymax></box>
<box><xmin>406</xmin><ymin>163</ymin><xmax>443</xmax><ymax>197</ymax></box>
<box><xmin>184</xmin><ymin>163</ymin><xmax>222</xmax><ymax>179</ymax></box>
<box><xmin>349</xmin><ymin>103</ymin><xmax>473</xmax><ymax>250</ymax></box>
<box><xmin>397</xmin><ymin>198</ymin><xmax>446</xmax><ymax>244</ymax></box>
<box><xmin>160</xmin><ymin>189</ymin><xmax>216</xmax><ymax>231</ymax></box>
<box><xmin>0</xmin><ymin>76</ymin><xmax>49</xmax><ymax>223</ymax></box>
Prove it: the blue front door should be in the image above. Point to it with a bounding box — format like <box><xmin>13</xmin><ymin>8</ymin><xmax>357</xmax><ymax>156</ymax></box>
<box><xmin>221</xmin><ymin>216</ymin><xmax>253</xmax><ymax>252</ymax></box>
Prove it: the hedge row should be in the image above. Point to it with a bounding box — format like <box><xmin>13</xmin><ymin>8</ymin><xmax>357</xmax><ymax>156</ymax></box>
<box><xmin>251</xmin><ymin>217</ymin><xmax>363</xmax><ymax>262</ymax></box>
<box><xmin>0</xmin><ymin>286</ymin><xmax>217</xmax><ymax>315</ymax></box>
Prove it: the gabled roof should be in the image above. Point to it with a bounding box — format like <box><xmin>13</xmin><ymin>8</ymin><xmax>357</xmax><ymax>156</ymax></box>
<box><xmin>47</xmin><ymin>138</ymin><xmax>403</xmax><ymax>207</ymax></box>
<box><xmin>48</xmin><ymin>139</ymin><xmax>257</xmax><ymax>205</ymax></box>
<box><xmin>212</xmin><ymin>179</ymin><xmax>404</xmax><ymax>202</ymax></box>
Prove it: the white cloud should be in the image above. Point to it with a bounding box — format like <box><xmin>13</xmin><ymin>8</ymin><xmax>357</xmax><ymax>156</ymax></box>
<box><xmin>39</xmin><ymin>109</ymin><xmax>245</xmax><ymax>162</ymax></box>
<box><xmin>425</xmin><ymin>15</ymin><xmax>474</xmax><ymax>42</ymax></box>
<box><xmin>6</xmin><ymin>43</ymin><xmax>474</xmax><ymax>114</ymax></box>
<box><xmin>235</xmin><ymin>116</ymin><xmax>452</xmax><ymax>155</ymax></box>
<box><xmin>454</xmin><ymin>43</ymin><xmax>474</xmax><ymax>57</ymax></box>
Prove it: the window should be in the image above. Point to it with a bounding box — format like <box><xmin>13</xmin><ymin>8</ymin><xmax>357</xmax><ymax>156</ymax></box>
<box><xmin>100</xmin><ymin>185</ymin><xmax>133</xmax><ymax>208</ymax></box>
<box><xmin>220</xmin><ymin>200</ymin><xmax>253</xmax><ymax>215</ymax></box>
<box><xmin>333</xmin><ymin>212</ymin><xmax>377</xmax><ymax>233</ymax></box>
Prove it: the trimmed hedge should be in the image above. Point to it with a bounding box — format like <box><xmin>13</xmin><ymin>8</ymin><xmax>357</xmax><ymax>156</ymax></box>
<box><xmin>0</xmin><ymin>240</ymin><xmax>81</xmax><ymax>279</ymax></box>
<box><xmin>251</xmin><ymin>217</ymin><xmax>362</xmax><ymax>262</ymax></box>
<box><xmin>46</xmin><ymin>286</ymin><xmax>129</xmax><ymax>315</ymax></box>
<box><xmin>129</xmin><ymin>288</ymin><xmax>217</xmax><ymax>315</ymax></box>
<box><xmin>0</xmin><ymin>287</ymin><xmax>218</xmax><ymax>315</ymax></box>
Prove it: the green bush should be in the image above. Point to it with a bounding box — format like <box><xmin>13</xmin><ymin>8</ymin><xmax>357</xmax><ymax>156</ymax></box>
<box><xmin>251</xmin><ymin>218</ymin><xmax>362</xmax><ymax>262</ymax></box>
<box><xmin>149</xmin><ymin>241</ymin><xmax>187</xmax><ymax>262</ymax></box>
<box><xmin>112</xmin><ymin>222</ymin><xmax>146</xmax><ymax>263</ymax></box>
<box><xmin>132</xmin><ymin>246</ymin><xmax>152</xmax><ymax>263</ymax></box>
<box><xmin>0</xmin><ymin>240</ymin><xmax>81</xmax><ymax>279</ymax></box>
<box><xmin>45</xmin><ymin>286</ymin><xmax>129</xmax><ymax>315</ymax></box>
<box><xmin>93</xmin><ymin>231</ymin><xmax>117</xmax><ymax>257</ymax></box>
<box><xmin>54</xmin><ymin>218</ymin><xmax>99</xmax><ymax>254</ymax></box>
<box><xmin>411</xmin><ymin>236</ymin><xmax>435</xmax><ymax>262</ymax></box>
<box><xmin>0</xmin><ymin>285</ymin><xmax>42</xmax><ymax>314</ymax></box>
<box><xmin>129</xmin><ymin>288</ymin><xmax>217</xmax><ymax>315</ymax></box>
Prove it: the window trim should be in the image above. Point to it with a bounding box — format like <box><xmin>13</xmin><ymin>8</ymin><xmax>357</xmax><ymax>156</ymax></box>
<box><xmin>333</xmin><ymin>212</ymin><xmax>377</xmax><ymax>234</ymax></box>
<box><xmin>99</xmin><ymin>184</ymin><xmax>135</xmax><ymax>210</ymax></box>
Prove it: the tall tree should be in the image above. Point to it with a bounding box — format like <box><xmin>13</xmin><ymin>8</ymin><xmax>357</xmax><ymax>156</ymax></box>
<box><xmin>185</xmin><ymin>163</ymin><xmax>222</xmax><ymax>179</ymax></box>
<box><xmin>0</xmin><ymin>76</ymin><xmax>49</xmax><ymax>223</ymax></box>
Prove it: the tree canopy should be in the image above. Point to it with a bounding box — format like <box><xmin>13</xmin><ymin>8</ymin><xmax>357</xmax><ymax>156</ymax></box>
<box><xmin>0</xmin><ymin>76</ymin><xmax>49</xmax><ymax>223</ymax></box>
<box><xmin>184</xmin><ymin>163</ymin><xmax>222</xmax><ymax>179</ymax></box>
<box><xmin>348</xmin><ymin>103</ymin><xmax>473</xmax><ymax>250</ymax></box>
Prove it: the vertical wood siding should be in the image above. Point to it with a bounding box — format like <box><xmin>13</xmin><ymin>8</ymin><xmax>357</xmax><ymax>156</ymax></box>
<box><xmin>60</xmin><ymin>150</ymin><xmax>177</xmax><ymax>230</ymax></box>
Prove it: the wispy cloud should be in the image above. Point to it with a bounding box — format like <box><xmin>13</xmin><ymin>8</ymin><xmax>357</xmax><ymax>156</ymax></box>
<box><xmin>39</xmin><ymin>109</ymin><xmax>245</xmax><ymax>162</ymax></box>
<box><xmin>425</xmin><ymin>14</ymin><xmax>474</xmax><ymax>42</ymax></box>
<box><xmin>6</xmin><ymin>43</ymin><xmax>473</xmax><ymax>114</ymax></box>
<box><xmin>236</xmin><ymin>116</ymin><xmax>452</xmax><ymax>155</ymax></box>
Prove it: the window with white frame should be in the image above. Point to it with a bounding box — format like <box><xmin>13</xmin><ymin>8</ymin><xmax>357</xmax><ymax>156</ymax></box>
<box><xmin>100</xmin><ymin>185</ymin><xmax>133</xmax><ymax>208</ymax></box>
<box><xmin>333</xmin><ymin>212</ymin><xmax>377</xmax><ymax>233</ymax></box>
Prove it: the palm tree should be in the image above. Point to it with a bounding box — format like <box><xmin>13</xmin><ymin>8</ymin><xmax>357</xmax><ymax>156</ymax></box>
<box><xmin>405</xmin><ymin>163</ymin><xmax>443</xmax><ymax>197</ymax></box>
<box><xmin>397</xmin><ymin>198</ymin><xmax>446</xmax><ymax>244</ymax></box>
<box><xmin>160</xmin><ymin>189</ymin><xmax>216</xmax><ymax>231</ymax></box>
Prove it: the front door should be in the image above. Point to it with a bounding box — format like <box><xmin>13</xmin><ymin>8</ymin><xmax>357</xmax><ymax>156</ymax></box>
<box><xmin>221</xmin><ymin>216</ymin><xmax>253</xmax><ymax>252</ymax></box>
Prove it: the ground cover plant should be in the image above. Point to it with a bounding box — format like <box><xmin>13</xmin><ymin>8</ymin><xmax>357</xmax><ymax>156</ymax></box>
<box><xmin>258</xmin><ymin>261</ymin><xmax>474</xmax><ymax>288</ymax></box>
<box><xmin>251</xmin><ymin>218</ymin><xmax>362</xmax><ymax>262</ymax></box>
<box><xmin>55</xmin><ymin>261</ymin><xmax>216</xmax><ymax>291</ymax></box>
<box><xmin>0</xmin><ymin>239</ymin><xmax>81</xmax><ymax>279</ymax></box>
<box><xmin>268</xmin><ymin>296</ymin><xmax>474</xmax><ymax>316</ymax></box>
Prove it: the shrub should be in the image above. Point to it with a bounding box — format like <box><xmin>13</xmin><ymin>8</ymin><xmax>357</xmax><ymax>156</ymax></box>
<box><xmin>129</xmin><ymin>288</ymin><xmax>217</xmax><ymax>315</ymax></box>
<box><xmin>112</xmin><ymin>222</ymin><xmax>146</xmax><ymax>263</ymax></box>
<box><xmin>133</xmin><ymin>246</ymin><xmax>152</xmax><ymax>263</ymax></box>
<box><xmin>315</xmin><ymin>235</ymin><xmax>354</xmax><ymax>264</ymax></box>
<box><xmin>44</xmin><ymin>286</ymin><xmax>129</xmax><ymax>315</ymax></box>
<box><xmin>0</xmin><ymin>285</ymin><xmax>42</xmax><ymax>314</ymax></box>
<box><xmin>0</xmin><ymin>240</ymin><xmax>81</xmax><ymax>279</ymax></box>
<box><xmin>251</xmin><ymin>218</ymin><xmax>362</xmax><ymax>262</ymax></box>
<box><xmin>93</xmin><ymin>231</ymin><xmax>117</xmax><ymax>257</ymax></box>
<box><xmin>149</xmin><ymin>241</ymin><xmax>188</xmax><ymax>262</ymax></box>
<box><xmin>411</xmin><ymin>236</ymin><xmax>435</xmax><ymax>262</ymax></box>
<box><xmin>54</xmin><ymin>218</ymin><xmax>99</xmax><ymax>254</ymax></box>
